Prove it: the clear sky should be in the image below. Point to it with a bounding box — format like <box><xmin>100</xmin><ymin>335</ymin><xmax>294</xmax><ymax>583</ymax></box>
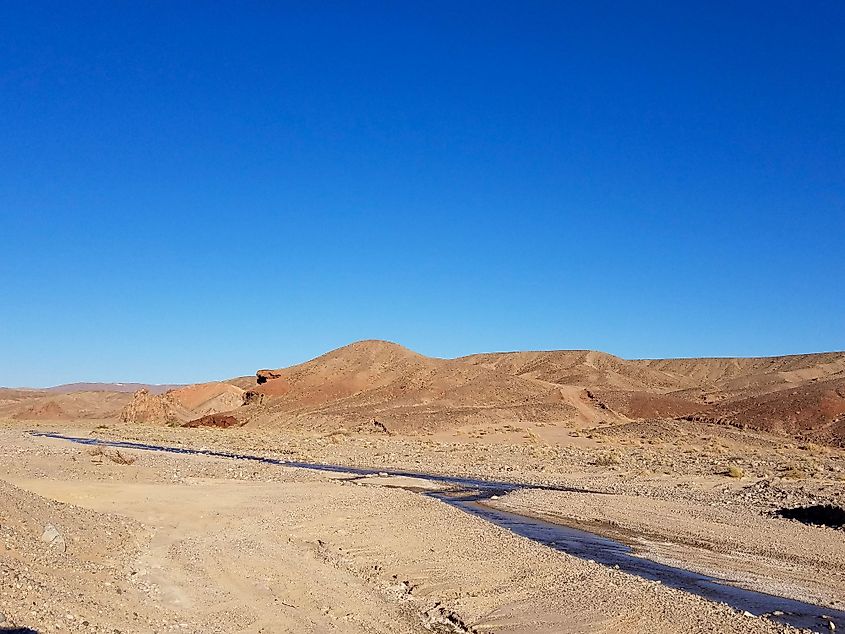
<box><xmin>1</xmin><ymin>2</ymin><xmax>843</xmax><ymax>386</ymax></box>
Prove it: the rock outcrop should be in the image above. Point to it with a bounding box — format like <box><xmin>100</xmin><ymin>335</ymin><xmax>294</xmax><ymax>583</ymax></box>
<box><xmin>256</xmin><ymin>370</ymin><xmax>282</xmax><ymax>384</ymax></box>
<box><xmin>119</xmin><ymin>383</ymin><xmax>247</xmax><ymax>426</ymax></box>
<box><xmin>119</xmin><ymin>388</ymin><xmax>183</xmax><ymax>425</ymax></box>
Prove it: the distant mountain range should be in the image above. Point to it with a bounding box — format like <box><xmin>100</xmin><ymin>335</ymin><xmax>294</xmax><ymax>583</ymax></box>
<box><xmin>41</xmin><ymin>383</ymin><xmax>183</xmax><ymax>395</ymax></box>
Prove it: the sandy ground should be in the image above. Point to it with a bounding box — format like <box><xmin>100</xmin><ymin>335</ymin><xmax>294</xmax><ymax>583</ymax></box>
<box><xmin>2</xmin><ymin>422</ymin><xmax>843</xmax><ymax>633</ymax></box>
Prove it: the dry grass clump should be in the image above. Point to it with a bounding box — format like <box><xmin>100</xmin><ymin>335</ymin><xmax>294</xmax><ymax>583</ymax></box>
<box><xmin>799</xmin><ymin>442</ymin><xmax>828</xmax><ymax>455</ymax></box>
<box><xmin>88</xmin><ymin>446</ymin><xmax>137</xmax><ymax>465</ymax></box>
<box><xmin>594</xmin><ymin>451</ymin><xmax>621</xmax><ymax>467</ymax></box>
<box><xmin>523</xmin><ymin>429</ymin><xmax>541</xmax><ymax>443</ymax></box>
<box><xmin>780</xmin><ymin>466</ymin><xmax>809</xmax><ymax>480</ymax></box>
<box><xmin>108</xmin><ymin>450</ymin><xmax>137</xmax><ymax>465</ymax></box>
<box><xmin>724</xmin><ymin>465</ymin><xmax>745</xmax><ymax>478</ymax></box>
<box><xmin>778</xmin><ymin>460</ymin><xmax>814</xmax><ymax>480</ymax></box>
<box><xmin>327</xmin><ymin>431</ymin><xmax>350</xmax><ymax>444</ymax></box>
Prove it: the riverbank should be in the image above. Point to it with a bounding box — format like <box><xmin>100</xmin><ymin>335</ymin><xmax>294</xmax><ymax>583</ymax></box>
<box><xmin>487</xmin><ymin>488</ymin><xmax>845</xmax><ymax>610</ymax></box>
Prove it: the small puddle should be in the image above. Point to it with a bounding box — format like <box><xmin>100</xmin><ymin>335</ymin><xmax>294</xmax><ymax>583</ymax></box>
<box><xmin>29</xmin><ymin>431</ymin><xmax>845</xmax><ymax>633</ymax></box>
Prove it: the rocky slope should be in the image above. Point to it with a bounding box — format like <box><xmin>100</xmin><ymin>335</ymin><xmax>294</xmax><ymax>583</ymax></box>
<box><xmin>241</xmin><ymin>340</ymin><xmax>581</xmax><ymax>432</ymax></box>
<box><xmin>240</xmin><ymin>343</ymin><xmax>845</xmax><ymax>443</ymax></box>
<box><xmin>684</xmin><ymin>376</ymin><xmax>845</xmax><ymax>444</ymax></box>
<box><xmin>7</xmin><ymin>341</ymin><xmax>844</xmax><ymax>444</ymax></box>
<box><xmin>457</xmin><ymin>349</ymin><xmax>845</xmax><ymax>444</ymax></box>
<box><xmin>119</xmin><ymin>383</ymin><xmax>247</xmax><ymax>426</ymax></box>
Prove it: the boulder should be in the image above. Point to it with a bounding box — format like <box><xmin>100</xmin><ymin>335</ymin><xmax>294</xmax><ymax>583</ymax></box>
<box><xmin>41</xmin><ymin>524</ymin><xmax>66</xmax><ymax>553</ymax></box>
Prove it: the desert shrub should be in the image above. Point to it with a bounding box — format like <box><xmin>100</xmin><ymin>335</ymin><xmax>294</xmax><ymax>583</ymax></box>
<box><xmin>799</xmin><ymin>442</ymin><xmax>828</xmax><ymax>455</ymax></box>
<box><xmin>327</xmin><ymin>432</ymin><xmax>348</xmax><ymax>444</ymax></box>
<box><xmin>594</xmin><ymin>451</ymin><xmax>621</xmax><ymax>467</ymax></box>
<box><xmin>88</xmin><ymin>446</ymin><xmax>136</xmax><ymax>465</ymax></box>
<box><xmin>107</xmin><ymin>450</ymin><xmax>136</xmax><ymax>465</ymax></box>
<box><xmin>523</xmin><ymin>430</ymin><xmax>541</xmax><ymax>443</ymax></box>
<box><xmin>781</xmin><ymin>467</ymin><xmax>808</xmax><ymax>480</ymax></box>
<box><xmin>778</xmin><ymin>460</ymin><xmax>813</xmax><ymax>480</ymax></box>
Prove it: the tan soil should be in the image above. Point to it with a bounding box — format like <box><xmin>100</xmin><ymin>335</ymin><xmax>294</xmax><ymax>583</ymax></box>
<box><xmin>0</xmin><ymin>425</ymin><xmax>812</xmax><ymax>634</ymax></box>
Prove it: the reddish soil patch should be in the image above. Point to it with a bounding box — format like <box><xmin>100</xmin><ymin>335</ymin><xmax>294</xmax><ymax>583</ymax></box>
<box><xmin>183</xmin><ymin>414</ymin><xmax>243</xmax><ymax>428</ymax></box>
<box><xmin>590</xmin><ymin>390</ymin><xmax>706</xmax><ymax>419</ymax></box>
<box><xmin>686</xmin><ymin>378</ymin><xmax>845</xmax><ymax>446</ymax></box>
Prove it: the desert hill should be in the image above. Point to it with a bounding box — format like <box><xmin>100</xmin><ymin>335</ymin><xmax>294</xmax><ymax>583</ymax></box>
<box><xmin>5</xmin><ymin>341</ymin><xmax>844</xmax><ymax>445</ymax></box>
<box><xmin>460</xmin><ymin>350</ymin><xmax>845</xmax><ymax>436</ymax></box>
<box><xmin>0</xmin><ymin>382</ymin><xmax>181</xmax><ymax>422</ymax></box>
<box><xmin>243</xmin><ymin>340</ymin><xmax>581</xmax><ymax>431</ymax></box>
<box><xmin>459</xmin><ymin>350</ymin><xmax>845</xmax><ymax>395</ymax></box>
<box><xmin>685</xmin><ymin>376</ymin><xmax>845</xmax><ymax>444</ymax></box>
<box><xmin>0</xmin><ymin>389</ymin><xmax>134</xmax><ymax>421</ymax></box>
<box><xmin>240</xmin><ymin>344</ymin><xmax>845</xmax><ymax>443</ymax></box>
<box><xmin>0</xmin><ymin>380</ymin><xmax>242</xmax><ymax>423</ymax></box>
<box><xmin>457</xmin><ymin>350</ymin><xmax>845</xmax><ymax>442</ymax></box>
<box><xmin>174</xmin><ymin>341</ymin><xmax>838</xmax><ymax>444</ymax></box>
<box><xmin>458</xmin><ymin>350</ymin><xmax>695</xmax><ymax>392</ymax></box>
<box><xmin>639</xmin><ymin>353</ymin><xmax>845</xmax><ymax>398</ymax></box>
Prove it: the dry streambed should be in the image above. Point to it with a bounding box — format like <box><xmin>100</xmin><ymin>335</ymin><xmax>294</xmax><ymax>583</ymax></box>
<box><xmin>0</xmin><ymin>428</ymin><xmax>839</xmax><ymax>633</ymax></box>
<box><xmin>486</xmin><ymin>490</ymin><xmax>845</xmax><ymax>610</ymax></box>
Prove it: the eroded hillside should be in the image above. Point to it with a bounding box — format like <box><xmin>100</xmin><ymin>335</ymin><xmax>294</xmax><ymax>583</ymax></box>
<box><xmin>6</xmin><ymin>342</ymin><xmax>844</xmax><ymax>444</ymax></box>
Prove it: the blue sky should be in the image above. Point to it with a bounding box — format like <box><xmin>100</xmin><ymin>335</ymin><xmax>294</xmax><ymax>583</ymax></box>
<box><xmin>1</xmin><ymin>2</ymin><xmax>843</xmax><ymax>386</ymax></box>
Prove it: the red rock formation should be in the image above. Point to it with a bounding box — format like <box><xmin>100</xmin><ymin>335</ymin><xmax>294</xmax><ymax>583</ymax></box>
<box><xmin>182</xmin><ymin>414</ymin><xmax>243</xmax><ymax>428</ymax></box>
<box><xmin>256</xmin><ymin>369</ymin><xmax>282</xmax><ymax>385</ymax></box>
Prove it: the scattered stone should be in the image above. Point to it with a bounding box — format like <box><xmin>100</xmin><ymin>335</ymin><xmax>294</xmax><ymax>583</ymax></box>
<box><xmin>421</xmin><ymin>602</ymin><xmax>477</xmax><ymax>633</ymax></box>
<box><xmin>41</xmin><ymin>524</ymin><xmax>66</xmax><ymax>553</ymax></box>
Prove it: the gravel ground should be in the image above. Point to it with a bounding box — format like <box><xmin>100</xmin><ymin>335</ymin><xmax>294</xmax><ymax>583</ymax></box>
<box><xmin>2</xmin><ymin>422</ymin><xmax>840</xmax><ymax>633</ymax></box>
<box><xmin>489</xmin><ymin>488</ymin><xmax>845</xmax><ymax>609</ymax></box>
